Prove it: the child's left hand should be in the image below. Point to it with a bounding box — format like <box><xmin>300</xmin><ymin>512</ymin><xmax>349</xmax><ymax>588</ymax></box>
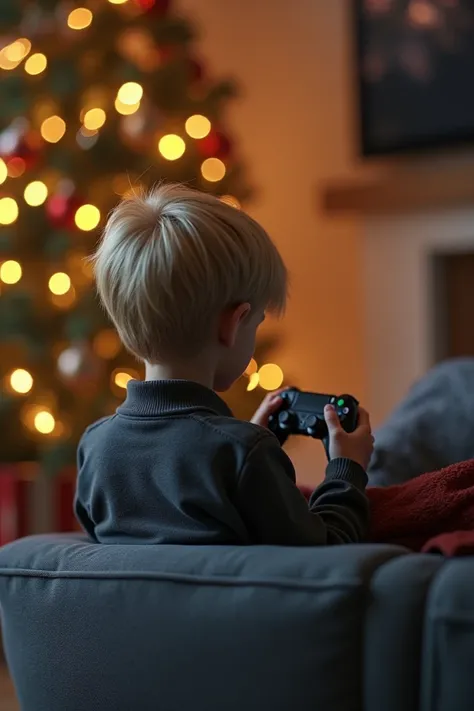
<box><xmin>251</xmin><ymin>389</ymin><xmax>287</xmax><ymax>429</ymax></box>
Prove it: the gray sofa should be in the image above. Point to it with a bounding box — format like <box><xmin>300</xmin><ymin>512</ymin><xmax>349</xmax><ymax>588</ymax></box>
<box><xmin>1</xmin><ymin>534</ymin><xmax>474</xmax><ymax>711</ymax></box>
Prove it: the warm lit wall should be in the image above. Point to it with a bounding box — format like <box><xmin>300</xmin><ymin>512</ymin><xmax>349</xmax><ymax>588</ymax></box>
<box><xmin>177</xmin><ymin>0</ymin><xmax>368</xmax><ymax>482</ymax></box>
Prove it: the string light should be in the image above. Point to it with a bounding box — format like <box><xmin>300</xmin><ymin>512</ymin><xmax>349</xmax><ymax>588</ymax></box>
<box><xmin>244</xmin><ymin>359</ymin><xmax>258</xmax><ymax>377</ymax></box>
<box><xmin>114</xmin><ymin>372</ymin><xmax>133</xmax><ymax>389</ymax></box>
<box><xmin>158</xmin><ymin>134</ymin><xmax>186</xmax><ymax>161</ymax></box>
<box><xmin>74</xmin><ymin>204</ymin><xmax>101</xmax><ymax>231</ymax></box>
<box><xmin>10</xmin><ymin>369</ymin><xmax>33</xmax><ymax>394</ymax></box>
<box><xmin>114</xmin><ymin>98</ymin><xmax>141</xmax><ymax>115</ymax></box>
<box><xmin>201</xmin><ymin>158</ymin><xmax>226</xmax><ymax>182</ymax></box>
<box><xmin>67</xmin><ymin>8</ymin><xmax>93</xmax><ymax>31</ymax></box>
<box><xmin>0</xmin><ymin>198</ymin><xmax>19</xmax><ymax>225</ymax></box>
<box><xmin>41</xmin><ymin>115</ymin><xmax>66</xmax><ymax>143</ymax></box>
<box><xmin>112</xmin><ymin>369</ymin><xmax>139</xmax><ymax>390</ymax></box>
<box><xmin>0</xmin><ymin>260</ymin><xmax>22</xmax><ymax>284</ymax></box>
<box><xmin>0</xmin><ymin>159</ymin><xmax>7</xmax><ymax>185</ymax></box>
<box><xmin>24</xmin><ymin>181</ymin><xmax>49</xmax><ymax>207</ymax></box>
<box><xmin>220</xmin><ymin>195</ymin><xmax>241</xmax><ymax>209</ymax></box>
<box><xmin>258</xmin><ymin>364</ymin><xmax>284</xmax><ymax>391</ymax></box>
<box><xmin>34</xmin><ymin>410</ymin><xmax>55</xmax><ymax>435</ymax></box>
<box><xmin>247</xmin><ymin>373</ymin><xmax>260</xmax><ymax>392</ymax></box>
<box><xmin>24</xmin><ymin>53</ymin><xmax>47</xmax><ymax>75</ymax></box>
<box><xmin>5</xmin><ymin>39</ymin><xmax>31</xmax><ymax>63</ymax></box>
<box><xmin>48</xmin><ymin>272</ymin><xmax>71</xmax><ymax>296</ymax></box>
<box><xmin>0</xmin><ymin>49</ymin><xmax>20</xmax><ymax>71</ymax></box>
<box><xmin>185</xmin><ymin>115</ymin><xmax>211</xmax><ymax>139</ymax></box>
<box><xmin>83</xmin><ymin>108</ymin><xmax>106</xmax><ymax>130</ymax></box>
<box><xmin>108</xmin><ymin>0</ymin><xmax>129</xmax><ymax>3</ymax></box>
<box><xmin>117</xmin><ymin>82</ymin><xmax>143</xmax><ymax>105</ymax></box>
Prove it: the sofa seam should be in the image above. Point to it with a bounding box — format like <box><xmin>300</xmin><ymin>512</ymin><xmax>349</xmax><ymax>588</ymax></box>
<box><xmin>0</xmin><ymin>567</ymin><xmax>364</xmax><ymax>592</ymax></box>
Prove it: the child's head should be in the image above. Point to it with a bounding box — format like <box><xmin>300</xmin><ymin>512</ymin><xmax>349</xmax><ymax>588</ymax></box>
<box><xmin>93</xmin><ymin>183</ymin><xmax>287</xmax><ymax>390</ymax></box>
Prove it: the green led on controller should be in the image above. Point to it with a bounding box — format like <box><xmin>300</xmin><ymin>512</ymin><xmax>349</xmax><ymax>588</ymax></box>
<box><xmin>337</xmin><ymin>398</ymin><xmax>345</xmax><ymax>407</ymax></box>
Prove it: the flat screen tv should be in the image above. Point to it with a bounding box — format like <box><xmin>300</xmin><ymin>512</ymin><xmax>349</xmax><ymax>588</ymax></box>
<box><xmin>355</xmin><ymin>0</ymin><xmax>474</xmax><ymax>156</ymax></box>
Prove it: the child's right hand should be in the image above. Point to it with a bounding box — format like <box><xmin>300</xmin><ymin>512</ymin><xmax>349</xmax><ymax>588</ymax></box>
<box><xmin>324</xmin><ymin>405</ymin><xmax>374</xmax><ymax>471</ymax></box>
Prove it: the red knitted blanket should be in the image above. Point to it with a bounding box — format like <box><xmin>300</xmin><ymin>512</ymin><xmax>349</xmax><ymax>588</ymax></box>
<box><xmin>300</xmin><ymin>458</ymin><xmax>474</xmax><ymax>556</ymax></box>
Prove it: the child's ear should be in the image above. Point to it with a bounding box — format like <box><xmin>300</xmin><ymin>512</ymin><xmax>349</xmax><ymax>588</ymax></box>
<box><xmin>218</xmin><ymin>303</ymin><xmax>251</xmax><ymax>348</ymax></box>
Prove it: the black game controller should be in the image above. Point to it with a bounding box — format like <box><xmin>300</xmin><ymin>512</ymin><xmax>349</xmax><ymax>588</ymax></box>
<box><xmin>268</xmin><ymin>389</ymin><xmax>359</xmax><ymax>458</ymax></box>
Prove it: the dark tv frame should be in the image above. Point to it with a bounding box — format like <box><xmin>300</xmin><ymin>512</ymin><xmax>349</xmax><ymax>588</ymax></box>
<box><xmin>353</xmin><ymin>0</ymin><xmax>474</xmax><ymax>157</ymax></box>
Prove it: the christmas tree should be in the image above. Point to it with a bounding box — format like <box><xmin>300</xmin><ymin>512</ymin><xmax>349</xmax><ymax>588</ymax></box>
<box><xmin>0</xmin><ymin>0</ymin><xmax>285</xmax><ymax>474</ymax></box>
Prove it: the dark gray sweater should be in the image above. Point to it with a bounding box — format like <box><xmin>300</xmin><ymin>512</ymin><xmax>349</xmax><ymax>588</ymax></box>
<box><xmin>74</xmin><ymin>380</ymin><xmax>369</xmax><ymax>545</ymax></box>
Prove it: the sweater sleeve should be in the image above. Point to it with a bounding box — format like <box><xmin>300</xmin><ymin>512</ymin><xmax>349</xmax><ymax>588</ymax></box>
<box><xmin>73</xmin><ymin>435</ymin><xmax>98</xmax><ymax>541</ymax></box>
<box><xmin>236</xmin><ymin>435</ymin><xmax>369</xmax><ymax>546</ymax></box>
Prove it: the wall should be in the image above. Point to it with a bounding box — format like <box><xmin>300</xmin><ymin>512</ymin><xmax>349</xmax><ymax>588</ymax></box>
<box><xmin>363</xmin><ymin>208</ymin><xmax>474</xmax><ymax>426</ymax></box>
<box><xmin>177</xmin><ymin>0</ymin><xmax>370</xmax><ymax>482</ymax></box>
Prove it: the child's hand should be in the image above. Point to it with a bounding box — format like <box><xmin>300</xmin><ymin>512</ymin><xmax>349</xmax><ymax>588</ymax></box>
<box><xmin>251</xmin><ymin>389</ymin><xmax>287</xmax><ymax>429</ymax></box>
<box><xmin>324</xmin><ymin>405</ymin><xmax>374</xmax><ymax>471</ymax></box>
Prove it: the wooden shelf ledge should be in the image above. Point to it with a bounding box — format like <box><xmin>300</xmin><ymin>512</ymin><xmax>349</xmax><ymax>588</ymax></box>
<box><xmin>322</xmin><ymin>161</ymin><xmax>474</xmax><ymax>216</ymax></box>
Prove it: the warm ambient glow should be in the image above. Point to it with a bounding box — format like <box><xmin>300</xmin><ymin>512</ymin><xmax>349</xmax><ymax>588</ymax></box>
<box><xmin>67</xmin><ymin>8</ymin><xmax>93</xmax><ymax>30</ymax></box>
<box><xmin>114</xmin><ymin>98</ymin><xmax>140</xmax><ymax>115</ymax></box>
<box><xmin>0</xmin><ymin>260</ymin><xmax>22</xmax><ymax>284</ymax></box>
<box><xmin>24</xmin><ymin>53</ymin><xmax>47</xmax><ymax>75</ymax></box>
<box><xmin>93</xmin><ymin>329</ymin><xmax>121</xmax><ymax>359</ymax></box>
<box><xmin>0</xmin><ymin>159</ymin><xmax>7</xmax><ymax>185</ymax></box>
<box><xmin>50</xmin><ymin>287</ymin><xmax>76</xmax><ymax>309</ymax></box>
<box><xmin>74</xmin><ymin>204</ymin><xmax>101</xmax><ymax>231</ymax></box>
<box><xmin>48</xmin><ymin>272</ymin><xmax>71</xmax><ymax>296</ymax></box>
<box><xmin>258</xmin><ymin>364</ymin><xmax>284</xmax><ymax>391</ymax></box>
<box><xmin>24</xmin><ymin>181</ymin><xmax>48</xmax><ymax>207</ymax></box>
<box><xmin>185</xmin><ymin>114</ymin><xmax>211</xmax><ymax>139</ymax></box>
<box><xmin>0</xmin><ymin>198</ymin><xmax>19</xmax><ymax>226</ymax></box>
<box><xmin>10</xmin><ymin>369</ymin><xmax>33</xmax><ymax>394</ymax></box>
<box><xmin>158</xmin><ymin>134</ymin><xmax>186</xmax><ymax>161</ymax></box>
<box><xmin>108</xmin><ymin>0</ymin><xmax>129</xmax><ymax>3</ymax></box>
<box><xmin>247</xmin><ymin>373</ymin><xmax>260</xmax><ymax>392</ymax></box>
<box><xmin>41</xmin><ymin>115</ymin><xmax>66</xmax><ymax>143</ymax></box>
<box><xmin>34</xmin><ymin>410</ymin><xmax>55</xmax><ymax>434</ymax></box>
<box><xmin>201</xmin><ymin>158</ymin><xmax>226</xmax><ymax>182</ymax></box>
<box><xmin>117</xmin><ymin>82</ymin><xmax>143</xmax><ymax>105</ymax></box>
<box><xmin>83</xmin><ymin>108</ymin><xmax>106</xmax><ymax>130</ymax></box>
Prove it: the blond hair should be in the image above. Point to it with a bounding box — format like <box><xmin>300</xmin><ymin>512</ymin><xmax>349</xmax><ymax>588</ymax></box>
<box><xmin>92</xmin><ymin>183</ymin><xmax>287</xmax><ymax>362</ymax></box>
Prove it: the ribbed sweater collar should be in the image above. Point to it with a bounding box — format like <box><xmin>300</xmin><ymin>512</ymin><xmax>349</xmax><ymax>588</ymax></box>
<box><xmin>117</xmin><ymin>379</ymin><xmax>233</xmax><ymax>418</ymax></box>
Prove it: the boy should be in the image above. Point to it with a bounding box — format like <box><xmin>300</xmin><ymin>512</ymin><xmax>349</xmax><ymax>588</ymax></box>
<box><xmin>75</xmin><ymin>184</ymin><xmax>374</xmax><ymax>546</ymax></box>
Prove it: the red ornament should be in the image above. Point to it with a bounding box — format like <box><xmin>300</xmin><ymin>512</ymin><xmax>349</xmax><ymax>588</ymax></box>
<box><xmin>46</xmin><ymin>194</ymin><xmax>83</xmax><ymax>229</ymax></box>
<box><xmin>135</xmin><ymin>0</ymin><xmax>171</xmax><ymax>14</ymax></box>
<box><xmin>197</xmin><ymin>131</ymin><xmax>232</xmax><ymax>160</ymax></box>
<box><xmin>11</xmin><ymin>139</ymin><xmax>40</xmax><ymax>170</ymax></box>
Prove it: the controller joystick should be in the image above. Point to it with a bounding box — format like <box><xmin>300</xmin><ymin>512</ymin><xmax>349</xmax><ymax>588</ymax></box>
<box><xmin>278</xmin><ymin>410</ymin><xmax>296</xmax><ymax>430</ymax></box>
<box><xmin>268</xmin><ymin>388</ymin><xmax>359</xmax><ymax>458</ymax></box>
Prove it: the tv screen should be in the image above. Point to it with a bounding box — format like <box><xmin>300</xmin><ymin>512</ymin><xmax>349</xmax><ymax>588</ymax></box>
<box><xmin>355</xmin><ymin>0</ymin><xmax>474</xmax><ymax>156</ymax></box>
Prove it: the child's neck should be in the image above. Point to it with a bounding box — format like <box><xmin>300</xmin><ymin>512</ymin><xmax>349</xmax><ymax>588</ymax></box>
<box><xmin>145</xmin><ymin>361</ymin><xmax>215</xmax><ymax>390</ymax></box>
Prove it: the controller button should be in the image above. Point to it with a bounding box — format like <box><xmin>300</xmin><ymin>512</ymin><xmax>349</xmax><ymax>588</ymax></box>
<box><xmin>306</xmin><ymin>415</ymin><xmax>318</xmax><ymax>428</ymax></box>
<box><xmin>343</xmin><ymin>407</ymin><xmax>349</xmax><ymax>415</ymax></box>
<box><xmin>337</xmin><ymin>398</ymin><xmax>345</xmax><ymax>407</ymax></box>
